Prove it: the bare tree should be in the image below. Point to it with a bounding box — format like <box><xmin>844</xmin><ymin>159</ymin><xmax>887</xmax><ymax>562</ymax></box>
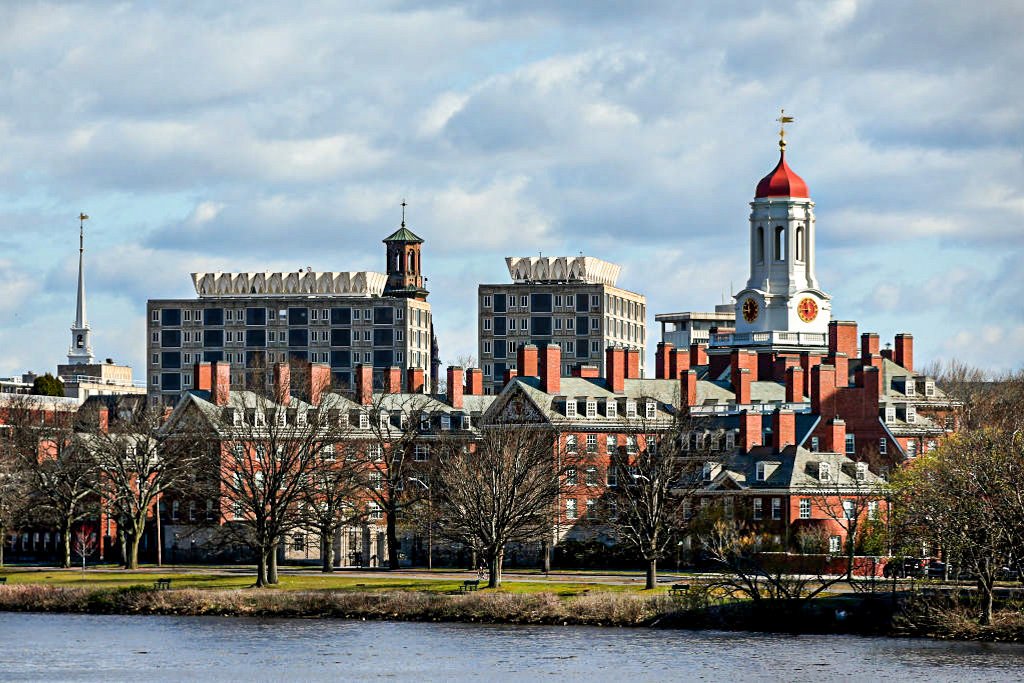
<box><xmin>73</xmin><ymin>528</ymin><xmax>96</xmax><ymax>571</ymax></box>
<box><xmin>0</xmin><ymin>442</ymin><xmax>30</xmax><ymax>567</ymax></box>
<box><xmin>296</xmin><ymin>442</ymin><xmax>365</xmax><ymax>572</ymax></box>
<box><xmin>434</xmin><ymin>425</ymin><xmax>562</xmax><ymax>588</ymax></box>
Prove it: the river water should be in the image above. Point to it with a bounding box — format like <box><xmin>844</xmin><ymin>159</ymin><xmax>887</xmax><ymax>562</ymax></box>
<box><xmin>1</xmin><ymin>612</ymin><xmax>1023</xmax><ymax>681</ymax></box>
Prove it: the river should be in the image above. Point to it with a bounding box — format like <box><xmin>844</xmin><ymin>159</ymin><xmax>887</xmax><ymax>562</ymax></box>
<box><xmin>1</xmin><ymin>612</ymin><xmax>1023</xmax><ymax>681</ymax></box>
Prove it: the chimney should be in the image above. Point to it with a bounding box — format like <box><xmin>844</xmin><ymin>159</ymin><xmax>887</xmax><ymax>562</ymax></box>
<box><xmin>773</xmin><ymin>355</ymin><xmax>799</xmax><ymax>382</ymax></box>
<box><xmin>309</xmin><ymin>364</ymin><xmax>331</xmax><ymax>406</ymax></box>
<box><xmin>540</xmin><ymin>344</ymin><xmax>561</xmax><ymax>394</ymax></box>
<box><xmin>503</xmin><ymin>368</ymin><xmax>518</xmax><ymax>384</ymax></box>
<box><xmin>894</xmin><ymin>333</ymin><xmax>914</xmax><ymax>372</ymax></box>
<box><xmin>447</xmin><ymin>366</ymin><xmax>464</xmax><ymax>409</ymax></box>
<box><xmin>655</xmin><ymin>342</ymin><xmax>674</xmax><ymax>379</ymax></box>
<box><xmin>273</xmin><ymin>363</ymin><xmax>291</xmax><ymax>406</ymax></box>
<box><xmin>824</xmin><ymin>418</ymin><xmax>847</xmax><ymax>453</ymax></box>
<box><xmin>193</xmin><ymin>362</ymin><xmax>212</xmax><ymax>392</ymax></box>
<box><xmin>625</xmin><ymin>347</ymin><xmax>641</xmax><ymax>379</ymax></box>
<box><xmin>97</xmin><ymin>405</ymin><xmax>109</xmax><ymax>433</ymax></box>
<box><xmin>860</xmin><ymin>332</ymin><xmax>880</xmax><ymax>361</ymax></box>
<box><xmin>465</xmin><ymin>368</ymin><xmax>483</xmax><ymax>395</ymax></box>
<box><xmin>733</xmin><ymin>367</ymin><xmax>752</xmax><ymax>405</ymax></box>
<box><xmin>690</xmin><ymin>343</ymin><xmax>708</xmax><ymax>367</ymax></box>
<box><xmin>212</xmin><ymin>361</ymin><xmax>231</xmax><ymax>406</ymax></box>
<box><xmin>859</xmin><ymin>365</ymin><xmax>882</xmax><ymax>414</ymax></box>
<box><xmin>828</xmin><ymin>352</ymin><xmax>849</xmax><ymax>389</ymax></box>
<box><xmin>517</xmin><ymin>344</ymin><xmax>539</xmax><ymax>378</ymax></box>
<box><xmin>356</xmin><ymin>364</ymin><xmax>373</xmax><ymax>406</ymax></box>
<box><xmin>739</xmin><ymin>410</ymin><xmax>762</xmax><ymax>452</ymax></box>
<box><xmin>384</xmin><ymin>366</ymin><xmax>403</xmax><ymax>394</ymax></box>
<box><xmin>571</xmin><ymin>365</ymin><xmax>600</xmax><ymax>378</ymax></box>
<box><xmin>605</xmin><ymin>346</ymin><xmax>625</xmax><ymax>393</ymax></box>
<box><xmin>407</xmin><ymin>367</ymin><xmax>425</xmax><ymax>394</ymax></box>
<box><xmin>731</xmin><ymin>349</ymin><xmax>759</xmax><ymax>382</ymax></box>
<box><xmin>671</xmin><ymin>348</ymin><xmax>691</xmax><ymax>379</ymax></box>
<box><xmin>681</xmin><ymin>370</ymin><xmax>697</xmax><ymax>411</ymax></box>
<box><xmin>811</xmin><ymin>364</ymin><xmax>837</xmax><ymax>417</ymax></box>
<box><xmin>772</xmin><ymin>409</ymin><xmax>796</xmax><ymax>452</ymax></box>
<box><xmin>880</xmin><ymin>348</ymin><xmax>893</xmax><ymax>362</ymax></box>
<box><xmin>800</xmin><ymin>352</ymin><xmax>822</xmax><ymax>400</ymax></box>
<box><xmin>786</xmin><ymin>366</ymin><xmax>804</xmax><ymax>403</ymax></box>
<box><xmin>828</xmin><ymin>321</ymin><xmax>858</xmax><ymax>358</ymax></box>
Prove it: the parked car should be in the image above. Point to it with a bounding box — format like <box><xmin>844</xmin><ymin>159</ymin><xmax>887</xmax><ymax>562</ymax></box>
<box><xmin>883</xmin><ymin>557</ymin><xmax>925</xmax><ymax>578</ymax></box>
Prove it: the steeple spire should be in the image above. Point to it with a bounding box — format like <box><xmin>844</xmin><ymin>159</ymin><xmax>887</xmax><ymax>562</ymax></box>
<box><xmin>68</xmin><ymin>213</ymin><xmax>94</xmax><ymax>365</ymax></box>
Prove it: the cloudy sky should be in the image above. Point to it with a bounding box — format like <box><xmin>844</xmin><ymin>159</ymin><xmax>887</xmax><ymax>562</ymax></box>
<box><xmin>1</xmin><ymin>0</ymin><xmax>1022</xmax><ymax>380</ymax></box>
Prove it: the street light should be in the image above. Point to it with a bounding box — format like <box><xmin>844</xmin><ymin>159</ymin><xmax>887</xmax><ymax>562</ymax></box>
<box><xmin>408</xmin><ymin>477</ymin><xmax>432</xmax><ymax>571</ymax></box>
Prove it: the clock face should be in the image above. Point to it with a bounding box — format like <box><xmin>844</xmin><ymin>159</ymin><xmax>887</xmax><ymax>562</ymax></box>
<box><xmin>797</xmin><ymin>297</ymin><xmax>819</xmax><ymax>323</ymax></box>
<box><xmin>741</xmin><ymin>297</ymin><xmax>759</xmax><ymax>323</ymax></box>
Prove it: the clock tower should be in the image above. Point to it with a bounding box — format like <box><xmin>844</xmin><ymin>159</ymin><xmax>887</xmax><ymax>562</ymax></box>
<box><xmin>733</xmin><ymin>119</ymin><xmax>831</xmax><ymax>343</ymax></box>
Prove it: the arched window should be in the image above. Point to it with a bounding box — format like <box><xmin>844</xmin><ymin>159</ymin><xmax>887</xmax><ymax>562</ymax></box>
<box><xmin>774</xmin><ymin>226</ymin><xmax>786</xmax><ymax>261</ymax></box>
<box><xmin>393</xmin><ymin>251</ymin><xmax>400</xmax><ymax>272</ymax></box>
<box><xmin>76</xmin><ymin>334</ymin><xmax>84</xmax><ymax>348</ymax></box>
<box><xmin>756</xmin><ymin>227</ymin><xmax>765</xmax><ymax>263</ymax></box>
<box><xmin>408</xmin><ymin>250</ymin><xmax>415</xmax><ymax>273</ymax></box>
<box><xmin>795</xmin><ymin>226</ymin><xmax>804</xmax><ymax>261</ymax></box>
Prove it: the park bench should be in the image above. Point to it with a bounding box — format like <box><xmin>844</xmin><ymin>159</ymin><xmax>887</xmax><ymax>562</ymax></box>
<box><xmin>153</xmin><ymin>578</ymin><xmax>172</xmax><ymax>591</ymax></box>
<box><xmin>459</xmin><ymin>579</ymin><xmax>480</xmax><ymax>593</ymax></box>
<box><xmin>669</xmin><ymin>583</ymin><xmax>690</xmax><ymax>597</ymax></box>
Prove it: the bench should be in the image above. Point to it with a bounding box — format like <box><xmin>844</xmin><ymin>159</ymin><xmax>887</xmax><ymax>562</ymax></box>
<box><xmin>153</xmin><ymin>578</ymin><xmax>172</xmax><ymax>591</ymax></box>
<box><xmin>459</xmin><ymin>579</ymin><xmax>480</xmax><ymax>593</ymax></box>
<box><xmin>669</xmin><ymin>583</ymin><xmax>690</xmax><ymax>597</ymax></box>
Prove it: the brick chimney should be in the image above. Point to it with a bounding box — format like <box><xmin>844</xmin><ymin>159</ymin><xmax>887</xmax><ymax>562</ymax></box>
<box><xmin>407</xmin><ymin>367</ymin><xmax>425</xmax><ymax>394</ymax></box>
<box><xmin>571</xmin><ymin>365</ymin><xmax>600</xmax><ymax>378</ymax></box>
<box><xmin>309</xmin><ymin>364</ymin><xmax>331</xmax><ymax>406</ymax></box>
<box><xmin>772</xmin><ymin>409</ymin><xmax>796</xmax><ymax>452</ymax></box>
<box><xmin>517</xmin><ymin>344</ymin><xmax>539</xmax><ymax>378</ymax></box>
<box><xmin>273</xmin><ymin>362</ymin><xmax>291</xmax><ymax>406</ymax></box>
<box><xmin>503</xmin><ymin>368</ymin><xmax>518</xmax><ymax>384</ymax></box>
<box><xmin>212</xmin><ymin>361</ymin><xmax>231</xmax><ymax>406</ymax></box>
<box><xmin>860</xmin><ymin>332</ymin><xmax>880</xmax><ymax>361</ymax></box>
<box><xmin>828</xmin><ymin>352</ymin><xmax>849</xmax><ymax>389</ymax></box>
<box><xmin>823</xmin><ymin>418</ymin><xmax>847</xmax><ymax>453</ymax></box>
<box><xmin>800</xmin><ymin>352</ymin><xmax>821</xmax><ymax>399</ymax></box>
<box><xmin>858</xmin><ymin>365</ymin><xmax>882</xmax><ymax>414</ymax></box>
<box><xmin>193</xmin><ymin>362</ymin><xmax>212</xmax><ymax>392</ymax></box>
<box><xmin>811</xmin><ymin>364</ymin><xmax>837</xmax><ymax>417</ymax></box>
<box><xmin>355</xmin><ymin>364</ymin><xmax>373</xmax><ymax>406</ymax></box>
<box><xmin>733</xmin><ymin>367</ymin><xmax>752</xmax><ymax>405</ymax></box>
<box><xmin>671</xmin><ymin>348</ymin><xmax>691</xmax><ymax>379</ymax></box>
<box><xmin>690</xmin><ymin>343</ymin><xmax>708</xmax><ymax>367</ymax></box>
<box><xmin>465</xmin><ymin>368</ymin><xmax>483</xmax><ymax>395</ymax></box>
<box><xmin>540</xmin><ymin>344</ymin><xmax>561</xmax><ymax>394</ymax></box>
<box><xmin>625</xmin><ymin>347</ymin><xmax>641</xmax><ymax>379</ymax></box>
<box><xmin>828</xmin><ymin>321</ymin><xmax>858</xmax><ymax>358</ymax></box>
<box><xmin>894</xmin><ymin>333</ymin><xmax>914</xmax><ymax>372</ymax></box>
<box><xmin>731</xmin><ymin>349</ymin><xmax>759</xmax><ymax>382</ymax></box>
<box><xmin>447</xmin><ymin>366</ymin><xmax>464</xmax><ymax>409</ymax></box>
<box><xmin>681</xmin><ymin>370</ymin><xmax>697</xmax><ymax>411</ymax></box>
<box><xmin>655</xmin><ymin>342</ymin><xmax>674</xmax><ymax>379</ymax></box>
<box><xmin>384</xmin><ymin>366</ymin><xmax>402</xmax><ymax>394</ymax></box>
<box><xmin>605</xmin><ymin>346</ymin><xmax>625</xmax><ymax>393</ymax></box>
<box><xmin>739</xmin><ymin>410</ymin><xmax>762</xmax><ymax>452</ymax></box>
<box><xmin>786</xmin><ymin>366</ymin><xmax>804</xmax><ymax>403</ymax></box>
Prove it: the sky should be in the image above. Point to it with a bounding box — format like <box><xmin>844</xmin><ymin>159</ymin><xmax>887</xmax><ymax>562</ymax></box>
<box><xmin>1</xmin><ymin>0</ymin><xmax>1023</xmax><ymax>379</ymax></box>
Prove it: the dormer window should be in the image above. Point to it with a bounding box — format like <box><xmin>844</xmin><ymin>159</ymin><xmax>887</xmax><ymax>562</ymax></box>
<box><xmin>855</xmin><ymin>462</ymin><xmax>868</xmax><ymax>482</ymax></box>
<box><xmin>358</xmin><ymin>411</ymin><xmax>369</xmax><ymax>430</ymax></box>
<box><xmin>585</xmin><ymin>399</ymin><xmax>597</xmax><ymax>419</ymax></box>
<box><xmin>924</xmin><ymin>381</ymin><xmax>935</xmax><ymax>397</ymax></box>
<box><xmin>420</xmin><ymin>416</ymin><xmax>430</xmax><ymax>432</ymax></box>
<box><xmin>605</xmin><ymin>398</ymin><xmax>617</xmax><ymax>418</ymax></box>
<box><xmin>906</xmin><ymin>404</ymin><xmax>916</xmax><ymax>424</ymax></box>
<box><xmin>904</xmin><ymin>379</ymin><xmax>916</xmax><ymax>396</ymax></box>
<box><xmin>379</xmin><ymin>411</ymin><xmax>389</xmax><ymax>430</ymax></box>
<box><xmin>441</xmin><ymin>415</ymin><xmax>451</xmax><ymax>430</ymax></box>
<box><xmin>565</xmin><ymin>398</ymin><xmax>577</xmax><ymax>418</ymax></box>
<box><xmin>818</xmin><ymin>462</ymin><xmax>832</xmax><ymax>482</ymax></box>
<box><xmin>725</xmin><ymin>431</ymin><xmax>736</xmax><ymax>450</ymax></box>
<box><xmin>461</xmin><ymin>415</ymin><xmax>472</xmax><ymax>430</ymax></box>
<box><xmin>625</xmin><ymin>400</ymin><xmax>637</xmax><ymax>417</ymax></box>
<box><xmin>645</xmin><ymin>400</ymin><xmax>656</xmax><ymax>419</ymax></box>
<box><xmin>756</xmin><ymin>461</ymin><xmax>767</xmax><ymax>481</ymax></box>
<box><xmin>884</xmin><ymin>405</ymin><xmax>896</xmax><ymax>423</ymax></box>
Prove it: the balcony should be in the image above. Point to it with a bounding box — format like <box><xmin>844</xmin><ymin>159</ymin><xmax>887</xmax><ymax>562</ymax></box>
<box><xmin>710</xmin><ymin>331</ymin><xmax>827</xmax><ymax>348</ymax></box>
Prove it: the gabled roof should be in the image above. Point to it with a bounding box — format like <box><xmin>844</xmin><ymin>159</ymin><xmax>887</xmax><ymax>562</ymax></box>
<box><xmin>382</xmin><ymin>226</ymin><xmax>423</xmax><ymax>243</ymax></box>
<box><xmin>708</xmin><ymin>445</ymin><xmax>885</xmax><ymax>492</ymax></box>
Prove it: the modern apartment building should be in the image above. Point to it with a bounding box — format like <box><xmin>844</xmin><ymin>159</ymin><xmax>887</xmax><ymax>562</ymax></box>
<box><xmin>146</xmin><ymin>224</ymin><xmax>436</xmax><ymax>406</ymax></box>
<box><xmin>478</xmin><ymin>256</ymin><xmax>646</xmax><ymax>394</ymax></box>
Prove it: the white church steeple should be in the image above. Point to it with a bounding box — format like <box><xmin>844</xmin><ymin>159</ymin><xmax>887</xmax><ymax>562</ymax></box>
<box><xmin>68</xmin><ymin>212</ymin><xmax>94</xmax><ymax>365</ymax></box>
<box><xmin>733</xmin><ymin>114</ymin><xmax>831</xmax><ymax>340</ymax></box>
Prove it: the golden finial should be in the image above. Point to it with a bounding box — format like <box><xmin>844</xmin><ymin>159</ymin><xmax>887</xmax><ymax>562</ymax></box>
<box><xmin>776</xmin><ymin>108</ymin><xmax>795</xmax><ymax>150</ymax></box>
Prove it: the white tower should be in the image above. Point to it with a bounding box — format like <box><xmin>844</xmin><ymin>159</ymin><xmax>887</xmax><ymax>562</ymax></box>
<box><xmin>68</xmin><ymin>213</ymin><xmax>94</xmax><ymax>365</ymax></box>
<box><xmin>733</xmin><ymin>119</ymin><xmax>831</xmax><ymax>340</ymax></box>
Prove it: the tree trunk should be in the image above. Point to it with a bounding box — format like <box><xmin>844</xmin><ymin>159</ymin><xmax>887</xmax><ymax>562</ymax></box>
<box><xmin>488</xmin><ymin>548</ymin><xmax>503</xmax><ymax>588</ymax></box>
<box><xmin>118</xmin><ymin>526</ymin><xmax>128</xmax><ymax>567</ymax></box>
<box><xmin>386</xmin><ymin>507</ymin><xmax>400</xmax><ymax>569</ymax></box>
<box><xmin>321</xmin><ymin>531</ymin><xmax>334</xmax><ymax>573</ymax></box>
<box><xmin>646</xmin><ymin>557</ymin><xmax>657</xmax><ymax>590</ymax></box>
<box><xmin>61</xmin><ymin>519</ymin><xmax>72</xmax><ymax>568</ymax></box>
<box><xmin>268</xmin><ymin>546</ymin><xmax>279</xmax><ymax>584</ymax></box>
<box><xmin>541</xmin><ymin>540</ymin><xmax>551</xmax><ymax>574</ymax></box>
<box><xmin>980</xmin><ymin>576</ymin><xmax>995</xmax><ymax>625</ymax></box>
<box><xmin>256</xmin><ymin>550</ymin><xmax>268</xmax><ymax>587</ymax></box>
<box><xmin>126</xmin><ymin>528</ymin><xmax>143</xmax><ymax>571</ymax></box>
<box><xmin>0</xmin><ymin>525</ymin><xmax>5</xmax><ymax>567</ymax></box>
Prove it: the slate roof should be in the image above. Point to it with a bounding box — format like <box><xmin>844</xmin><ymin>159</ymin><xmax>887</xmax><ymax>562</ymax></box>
<box><xmin>706</xmin><ymin>445</ymin><xmax>885</xmax><ymax>493</ymax></box>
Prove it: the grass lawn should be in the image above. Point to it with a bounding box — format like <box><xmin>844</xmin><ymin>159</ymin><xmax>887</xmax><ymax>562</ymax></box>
<box><xmin>0</xmin><ymin>567</ymin><xmax>657</xmax><ymax>597</ymax></box>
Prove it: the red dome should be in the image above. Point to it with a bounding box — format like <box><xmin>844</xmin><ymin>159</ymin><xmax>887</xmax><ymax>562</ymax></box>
<box><xmin>755</xmin><ymin>151</ymin><xmax>809</xmax><ymax>199</ymax></box>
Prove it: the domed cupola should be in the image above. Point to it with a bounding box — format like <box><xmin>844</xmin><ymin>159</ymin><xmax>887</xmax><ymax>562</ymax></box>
<box><xmin>755</xmin><ymin>150</ymin><xmax>808</xmax><ymax>199</ymax></box>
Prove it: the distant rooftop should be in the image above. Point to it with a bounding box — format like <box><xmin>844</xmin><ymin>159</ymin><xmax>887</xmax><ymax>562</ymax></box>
<box><xmin>191</xmin><ymin>271</ymin><xmax>388</xmax><ymax>297</ymax></box>
<box><xmin>505</xmin><ymin>256</ymin><xmax>621</xmax><ymax>286</ymax></box>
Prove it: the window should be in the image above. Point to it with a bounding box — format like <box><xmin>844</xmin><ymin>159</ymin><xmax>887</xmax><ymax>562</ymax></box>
<box><xmin>565</xmin><ymin>498</ymin><xmax>577</xmax><ymax>519</ymax></box>
<box><xmin>795</xmin><ymin>225</ymin><xmax>804</xmax><ymax>261</ymax></box>
<box><xmin>843</xmin><ymin>500</ymin><xmax>855</xmax><ymax>519</ymax></box>
<box><xmin>926</xmin><ymin>440</ymin><xmax>936</xmax><ymax>453</ymax></box>
<box><xmin>724</xmin><ymin>497</ymin><xmax>734</xmax><ymax>520</ymax></box>
<box><xmin>565</xmin><ymin>399</ymin><xmax>577</xmax><ymax>418</ymax></box>
<box><xmin>756</xmin><ymin>461</ymin><xmax>767</xmax><ymax>481</ymax></box>
<box><xmin>645</xmin><ymin>400</ymin><xmax>656</xmax><ymax>419</ymax></box>
<box><xmin>462</xmin><ymin>415</ymin><xmax>472</xmax><ymax>430</ymax></box>
<box><xmin>626</xmin><ymin>435</ymin><xmax>638</xmax><ymax>454</ymax></box>
<box><xmin>904</xmin><ymin>380</ymin><xmax>916</xmax><ymax>396</ymax></box>
<box><xmin>368</xmin><ymin>443</ymin><xmax>383</xmax><ymax>461</ymax></box>
<box><xmin>321</xmin><ymin>445</ymin><xmax>336</xmax><ymax>461</ymax></box>
<box><xmin>441</xmin><ymin>415</ymin><xmax>451</xmax><ymax>430</ymax></box>
<box><xmin>368</xmin><ymin>502</ymin><xmax>383</xmax><ymax>520</ymax></box>
<box><xmin>591</xmin><ymin>295</ymin><xmax>599</xmax><ymax>308</ymax></box>
<box><xmin>774</xmin><ymin>226</ymin><xmax>785</xmax><ymax>260</ymax></box>
<box><xmin>756</xmin><ymin>226</ymin><xmax>765</xmax><ymax>263</ymax></box>
<box><xmin>370</xmin><ymin>472</ymin><xmax>383</xmax><ymax>490</ymax></box>
<box><xmin>520</xmin><ymin>295</ymin><xmax>528</xmax><ymax>308</ymax></box>
<box><xmin>585</xmin><ymin>467</ymin><xmax>598</xmax><ymax>486</ymax></box>
<box><xmin>906</xmin><ymin>440</ymin><xmax>917</xmax><ymax>458</ymax></box>
<box><xmin>483</xmin><ymin>318</ymin><xmax>492</xmax><ymax>331</ymax></box>
<box><xmin>606</xmin><ymin>399</ymin><xmax>617</xmax><ymax>418</ymax></box>
<box><xmin>771</xmin><ymin>498</ymin><xmax>782</xmax><ymax>520</ymax></box>
<box><xmin>151</xmin><ymin>309</ymin><xmax>159</xmax><ymax>322</ymax></box>
<box><xmin>925</xmin><ymin>381</ymin><xmax>935</xmax><ymax>397</ymax></box>
<box><xmin>702</xmin><ymin>461</ymin><xmax>714</xmax><ymax>482</ymax></box>
<box><xmin>483</xmin><ymin>295</ymin><xmax>492</xmax><ymax>308</ymax></box>
<box><xmin>607</xmin><ymin>466</ymin><xmax>617</xmax><ymax>488</ymax></box>
<box><xmin>566</xmin><ymin>467</ymin><xmax>577</xmax><ymax>486</ymax></box>
<box><xmin>605</xmin><ymin>434</ymin><xmax>617</xmax><ymax>453</ymax></box>
<box><xmin>855</xmin><ymin>462</ymin><xmax>868</xmax><ymax>482</ymax></box>
<box><xmin>829</xmin><ymin>535</ymin><xmax>842</xmax><ymax>554</ymax></box>
<box><xmin>752</xmin><ymin>498</ymin><xmax>763</xmax><ymax>520</ymax></box>
<box><xmin>810</xmin><ymin>436</ymin><xmax>820</xmax><ymax>452</ymax></box>
<box><xmin>799</xmin><ymin>498</ymin><xmax>811</xmax><ymax>519</ymax></box>
<box><xmin>845</xmin><ymin>434</ymin><xmax>856</xmax><ymax>454</ymax></box>
<box><xmin>818</xmin><ymin>462</ymin><xmax>832</xmax><ymax>481</ymax></box>
<box><xmin>725</xmin><ymin>432</ymin><xmax>736</xmax><ymax>450</ymax></box>
<box><xmin>566</xmin><ymin>434</ymin><xmax>577</xmax><ymax>453</ymax></box>
<box><xmin>878</xmin><ymin>438</ymin><xmax>887</xmax><ymax>455</ymax></box>
<box><xmin>483</xmin><ymin>341</ymin><xmax>492</xmax><ymax>354</ymax></box>
<box><xmin>585</xmin><ymin>400</ymin><xmax>597</xmax><ymax>418</ymax></box>
<box><xmin>868</xmin><ymin>501</ymin><xmax>879</xmax><ymax>520</ymax></box>
<box><xmin>586</xmin><ymin>499</ymin><xmax>596</xmax><ymax>519</ymax></box>
<box><xmin>906</xmin><ymin>405</ymin><xmax>916</xmax><ymax>424</ymax></box>
<box><xmin>171</xmin><ymin>500</ymin><xmax>180</xmax><ymax>521</ymax></box>
<box><xmin>414</xmin><ymin>444</ymin><xmax>430</xmax><ymax>461</ymax></box>
<box><xmin>625</xmin><ymin>400</ymin><xmax>637</xmax><ymax>417</ymax></box>
<box><xmin>586</xmin><ymin>433</ymin><xmax>597</xmax><ymax>453</ymax></box>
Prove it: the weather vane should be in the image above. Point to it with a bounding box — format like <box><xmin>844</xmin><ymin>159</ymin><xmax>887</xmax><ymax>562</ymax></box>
<box><xmin>776</xmin><ymin>109</ymin><xmax>795</xmax><ymax>150</ymax></box>
<box><xmin>400</xmin><ymin>200</ymin><xmax>407</xmax><ymax>227</ymax></box>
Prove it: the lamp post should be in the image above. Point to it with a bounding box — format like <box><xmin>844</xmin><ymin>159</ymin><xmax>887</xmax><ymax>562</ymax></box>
<box><xmin>409</xmin><ymin>477</ymin><xmax>432</xmax><ymax>571</ymax></box>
